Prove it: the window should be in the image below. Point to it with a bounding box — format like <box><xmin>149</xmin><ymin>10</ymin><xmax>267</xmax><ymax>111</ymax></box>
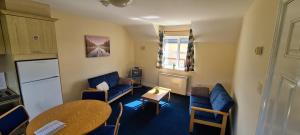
<box><xmin>162</xmin><ymin>36</ymin><xmax>189</xmax><ymax>70</ymax></box>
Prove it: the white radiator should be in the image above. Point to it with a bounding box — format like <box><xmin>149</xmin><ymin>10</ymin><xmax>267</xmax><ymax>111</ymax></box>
<box><xmin>158</xmin><ymin>73</ymin><xmax>188</xmax><ymax>95</ymax></box>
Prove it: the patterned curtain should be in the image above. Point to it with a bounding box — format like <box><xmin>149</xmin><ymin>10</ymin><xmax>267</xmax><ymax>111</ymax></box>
<box><xmin>156</xmin><ymin>31</ymin><xmax>164</xmax><ymax>68</ymax></box>
<box><xmin>185</xmin><ymin>29</ymin><xmax>195</xmax><ymax>71</ymax></box>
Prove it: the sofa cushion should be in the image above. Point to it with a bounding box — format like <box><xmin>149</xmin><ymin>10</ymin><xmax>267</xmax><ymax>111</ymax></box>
<box><xmin>211</xmin><ymin>92</ymin><xmax>234</xmax><ymax>121</ymax></box>
<box><xmin>96</xmin><ymin>81</ymin><xmax>109</xmax><ymax>91</ymax></box>
<box><xmin>195</xmin><ymin>110</ymin><xmax>221</xmax><ymax>124</ymax></box>
<box><xmin>82</xmin><ymin>91</ymin><xmax>105</xmax><ymax>101</ymax></box>
<box><xmin>88</xmin><ymin>71</ymin><xmax>120</xmax><ymax>88</ymax></box>
<box><xmin>88</xmin><ymin>75</ymin><xmax>107</xmax><ymax>89</ymax></box>
<box><xmin>105</xmin><ymin>72</ymin><xmax>120</xmax><ymax>88</ymax></box>
<box><xmin>190</xmin><ymin>96</ymin><xmax>212</xmax><ymax>110</ymax></box>
<box><xmin>192</xmin><ymin>103</ymin><xmax>221</xmax><ymax>123</ymax></box>
<box><xmin>108</xmin><ymin>86</ymin><xmax>123</xmax><ymax>100</ymax></box>
<box><xmin>209</xmin><ymin>83</ymin><xmax>225</xmax><ymax>103</ymax></box>
<box><xmin>113</xmin><ymin>84</ymin><xmax>132</xmax><ymax>93</ymax></box>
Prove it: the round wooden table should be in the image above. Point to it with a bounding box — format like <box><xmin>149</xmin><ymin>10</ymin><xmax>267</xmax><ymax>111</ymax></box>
<box><xmin>26</xmin><ymin>100</ymin><xmax>112</xmax><ymax>135</ymax></box>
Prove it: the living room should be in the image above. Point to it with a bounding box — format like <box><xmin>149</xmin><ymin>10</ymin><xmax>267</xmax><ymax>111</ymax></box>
<box><xmin>1</xmin><ymin>0</ymin><xmax>299</xmax><ymax>135</ymax></box>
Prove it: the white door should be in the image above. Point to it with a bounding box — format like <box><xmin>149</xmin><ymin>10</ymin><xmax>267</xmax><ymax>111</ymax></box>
<box><xmin>256</xmin><ymin>0</ymin><xmax>300</xmax><ymax>135</ymax></box>
<box><xmin>21</xmin><ymin>77</ymin><xmax>63</xmax><ymax>120</ymax></box>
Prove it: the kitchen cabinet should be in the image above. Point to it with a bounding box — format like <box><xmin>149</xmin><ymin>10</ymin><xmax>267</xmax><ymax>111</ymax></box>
<box><xmin>0</xmin><ymin>23</ymin><xmax>4</xmax><ymax>54</ymax></box>
<box><xmin>3</xmin><ymin>14</ymin><xmax>57</xmax><ymax>57</ymax></box>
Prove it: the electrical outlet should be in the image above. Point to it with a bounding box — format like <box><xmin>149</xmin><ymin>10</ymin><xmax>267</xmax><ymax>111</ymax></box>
<box><xmin>255</xmin><ymin>46</ymin><xmax>264</xmax><ymax>55</ymax></box>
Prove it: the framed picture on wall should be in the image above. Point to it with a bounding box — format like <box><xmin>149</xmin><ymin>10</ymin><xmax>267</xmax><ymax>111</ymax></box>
<box><xmin>85</xmin><ymin>35</ymin><xmax>110</xmax><ymax>57</ymax></box>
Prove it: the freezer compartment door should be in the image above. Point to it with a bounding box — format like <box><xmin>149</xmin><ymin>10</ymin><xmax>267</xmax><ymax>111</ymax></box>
<box><xmin>17</xmin><ymin>59</ymin><xmax>60</xmax><ymax>83</ymax></box>
<box><xmin>20</xmin><ymin>77</ymin><xmax>63</xmax><ymax>120</ymax></box>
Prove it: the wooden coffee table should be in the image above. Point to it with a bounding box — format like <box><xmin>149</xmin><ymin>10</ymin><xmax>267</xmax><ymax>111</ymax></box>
<box><xmin>141</xmin><ymin>86</ymin><xmax>171</xmax><ymax>115</ymax></box>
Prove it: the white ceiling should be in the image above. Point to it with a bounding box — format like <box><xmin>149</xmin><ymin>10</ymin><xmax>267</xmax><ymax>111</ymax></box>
<box><xmin>35</xmin><ymin>0</ymin><xmax>253</xmax><ymax>26</ymax></box>
<box><xmin>35</xmin><ymin>0</ymin><xmax>253</xmax><ymax>43</ymax></box>
<box><xmin>191</xmin><ymin>17</ymin><xmax>243</xmax><ymax>43</ymax></box>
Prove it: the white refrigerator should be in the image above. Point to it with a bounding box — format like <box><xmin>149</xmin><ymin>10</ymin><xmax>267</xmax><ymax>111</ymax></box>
<box><xmin>16</xmin><ymin>59</ymin><xmax>63</xmax><ymax>120</ymax></box>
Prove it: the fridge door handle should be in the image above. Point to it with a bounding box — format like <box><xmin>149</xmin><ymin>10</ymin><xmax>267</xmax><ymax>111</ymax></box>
<box><xmin>22</xmin><ymin>76</ymin><xmax>59</xmax><ymax>84</ymax></box>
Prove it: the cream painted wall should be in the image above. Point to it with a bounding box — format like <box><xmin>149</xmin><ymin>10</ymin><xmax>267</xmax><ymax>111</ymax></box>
<box><xmin>232</xmin><ymin>0</ymin><xmax>279</xmax><ymax>134</ymax></box>
<box><xmin>134</xmin><ymin>41</ymin><xmax>236</xmax><ymax>92</ymax></box>
<box><xmin>52</xmin><ymin>10</ymin><xmax>134</xmax><ymax>102</ymax></box>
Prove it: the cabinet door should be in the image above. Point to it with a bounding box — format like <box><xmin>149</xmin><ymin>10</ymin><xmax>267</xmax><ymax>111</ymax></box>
<box><xmin>4</xmin><ymin>15</ymin><xmax>57</xmax><ymax>55</ymax></box>
<box><xmin>0</xmin><ymin>24</ymin><xmax>5</xmax><ymax>54</ymax></box>
<box><xmin>25</xmin><ymin>18</ymin><xmax>43</xmax><ymax>54</ymax></box>
<box><xmin>40</xmin><ymin>20</ymin><xmax>57</xmax><ymax>54</ymax></box>
<box><xmin>5</xmin><ymin>15</ymin><xmax>31</xmax><ymax>55</ymax></box>
<box><xmin>25</xmin><ymin>18</ymin><xmax>57</xmax><ymax>54</ymax></box>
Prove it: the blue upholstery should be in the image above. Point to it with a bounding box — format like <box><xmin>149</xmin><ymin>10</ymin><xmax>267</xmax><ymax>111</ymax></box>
<box><xmin>190</xmin><ymin>83</ymin><xmax>234</xmax><ymax>124</ymax></box>
<box><xmin>114</xmin><ymin>84</ymin><xmax>132</xmax><ymax>93</ymax></box>
<box><xmin>88</xmin><ymin>125</ymin><xmax>115</xmax><ymax>135</ymax></box>
<box><xmin>108</xmin><ymin>87</ymin><xmax>124</xmax><ymax>100</ymax></box>
<box><xmin>209</xmin><ymin>83</ymin><xmax>225</xmax><ymax>103</ymax></box>
<box><xmin>211</xmin><ymin>92</ymin><xmax>234</xmax><ymax>122</ymax></box>
<box><xmin>85</xmin><ymin>71</ymin><xmax>133</xmax><ymax>102</ymax></box>
<box><xmin>0</xmin><ymin>106</ymin><xmax>29</xmax><ymax>135</ymax></box>
<box><xmin>88</xmin><ymin>71</ymin><xmax>119</xmax><ymax>88</ymax></box>
<box><xmin>190</xmin><ymin>96</ymin><xmax>211</xmax><ymax>109</ymax></box>
<box><xmin>105</xmin><ymin>72</ymin><xmax>120</xmax><ymax>88</ymax></box>
<box><xmin>82</xmin><ymin>91</ymin><xmax>105</xmax><ymax>101</ymax></box>
<box><xmin>195</xmin><ymin>110</ymin><xmax>222</xmax><ymax>124</ymax></box>
<box><xmin>88</xmin><ymin>74</ymin><xmax>108</xmax><ymax>88</ymax></box>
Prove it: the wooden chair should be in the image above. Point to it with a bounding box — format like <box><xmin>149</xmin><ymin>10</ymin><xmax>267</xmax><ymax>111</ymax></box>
<box><xmin>89</xmin><ymin>103</ymin><xmax>123</xmax><ymax>135</ymax></box>
<box><xmin>0</xmin><ymin>105</ymin><xmax>29</xmax><ymax>135</ymax></box>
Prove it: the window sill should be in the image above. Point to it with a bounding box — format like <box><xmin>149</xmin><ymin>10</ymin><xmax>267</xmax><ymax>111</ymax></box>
<box><xmin>161</xmin><ymin>67</ymin><xmax>185</xmax><ymax>72</ymax></box>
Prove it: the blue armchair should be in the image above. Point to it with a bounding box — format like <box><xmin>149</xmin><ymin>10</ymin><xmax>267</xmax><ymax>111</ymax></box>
<box><xmin>189</xmin><ymin>83</ymin><xmax>234</xmax><ymax>135</ymax></box>
<box><xmin>0</xmin><ymin>105</ymin><xmax>29</xmax><ymax>135</ymax></box>
<box><xmin>82</xmin><ymin>71</ymin><xmax>133</xmax><ymax>103</ymax></box>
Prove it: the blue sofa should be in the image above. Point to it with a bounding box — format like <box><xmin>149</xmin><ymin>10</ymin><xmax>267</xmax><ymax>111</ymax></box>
<box><xmin>82</xmin><ymin>71</ymin><xmax>133</xmax><ymax>103</ymax></box>
<box><xmin>189</xmin><ymin>83</ymin><xmax>234</xmax><ymax>135</ymax></box>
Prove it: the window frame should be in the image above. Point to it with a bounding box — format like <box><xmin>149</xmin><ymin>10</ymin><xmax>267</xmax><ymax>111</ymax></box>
<box><xmin>162</xmin><ymin>36</ymin><xmax>189</xmax><ymax>71</ymax></box>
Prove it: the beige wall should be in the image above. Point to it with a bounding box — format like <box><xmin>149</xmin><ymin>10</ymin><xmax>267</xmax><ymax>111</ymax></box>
<box><xmin>52</xmin><ymin>10</ymin><xmax>134</xmax><ymax>102</ymax></box>
<box><xmin>134</xmin><ymin>41</ymin><xmax>237</xmax><ymax>92</ymax></box>
<box><xmin>232</xmin><ymin>0</ymin><xmax>279</xmax><ymax>134</ymax></box>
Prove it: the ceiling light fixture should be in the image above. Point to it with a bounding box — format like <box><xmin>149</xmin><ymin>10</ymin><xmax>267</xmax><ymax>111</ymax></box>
<box><xmin>141</xmin><ymin>16</ymin><xmax>160</xmax><ymax>19</ymax></box>
<box><xmin>129</xmin><ymin>17</ymin><xmax>142</xmax><ymax>21</ymax></box>
<box><xmin>100</xmin><ymin>0</ymin><xmax>133</xmax><ymax>8</ymax></box>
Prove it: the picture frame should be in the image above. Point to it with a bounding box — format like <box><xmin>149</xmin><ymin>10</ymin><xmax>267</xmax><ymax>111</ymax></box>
<box><xmin>85</xmin><ymin>35</ymin><xmax>110</xmax><ymax>57</ymax></box>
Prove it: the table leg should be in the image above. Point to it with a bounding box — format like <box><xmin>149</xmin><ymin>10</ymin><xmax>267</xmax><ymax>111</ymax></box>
<box><xmin>168</xmin><ymin>91</ymin><xmax>171</xmax><ymax>102</ymax></box>
<box><xmin>142</xmin><ymin>99</ymin><xmax>145</xmax><ymax>109</ymax></box>
<box><xmin>156</xmin><ymin>101</ymin><xmax>159</xmax><ymax>115</ymax></box>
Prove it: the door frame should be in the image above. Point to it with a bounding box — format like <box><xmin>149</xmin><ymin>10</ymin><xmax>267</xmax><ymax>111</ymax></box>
<box><xmin>256</xmin><ymin>0</ymin><xmax>295</xmax><ymax>134</ymax></box>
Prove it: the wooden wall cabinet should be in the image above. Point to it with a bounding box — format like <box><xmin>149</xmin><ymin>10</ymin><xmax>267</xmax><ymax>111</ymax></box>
<box><xmin>0</xmin><ymin>1</ymin><xmax>56</xmax><ymax>95</ymax></box>
<box><xmin>1</xmin><ymin>10</ymin><xmax>58</xmax><ymax>60</ymax></box>
<box><xmin>0</xmin><ymin>24</ymin><xmax>5</xmax><ymax>54</ymax></box>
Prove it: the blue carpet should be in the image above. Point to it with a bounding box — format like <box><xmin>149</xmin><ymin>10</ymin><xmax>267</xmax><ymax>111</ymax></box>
<box><xmin>107</xmin><ymin>86</ymin><xmax>229</xmax><ymax>135</ymax></box>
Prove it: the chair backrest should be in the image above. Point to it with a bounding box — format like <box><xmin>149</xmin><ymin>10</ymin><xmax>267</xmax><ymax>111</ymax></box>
<box><xmin>210</xmin><ymin>87</ymin><xmax>234</xmax><ymax>122</ymax></box>
<box><xmin>114</xmin><ymin>103</ymin><xmax>123</xmax><ymax>135</ymax></box>
<box><xmin>0</xmin><ymin>105</ymin><xmax>29</xmax><ymax>135</ymax></box>
<box><xmin>209</xmin><ymin>83</ymin><xmax>225</xmax><ymax>103</ymax></box>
